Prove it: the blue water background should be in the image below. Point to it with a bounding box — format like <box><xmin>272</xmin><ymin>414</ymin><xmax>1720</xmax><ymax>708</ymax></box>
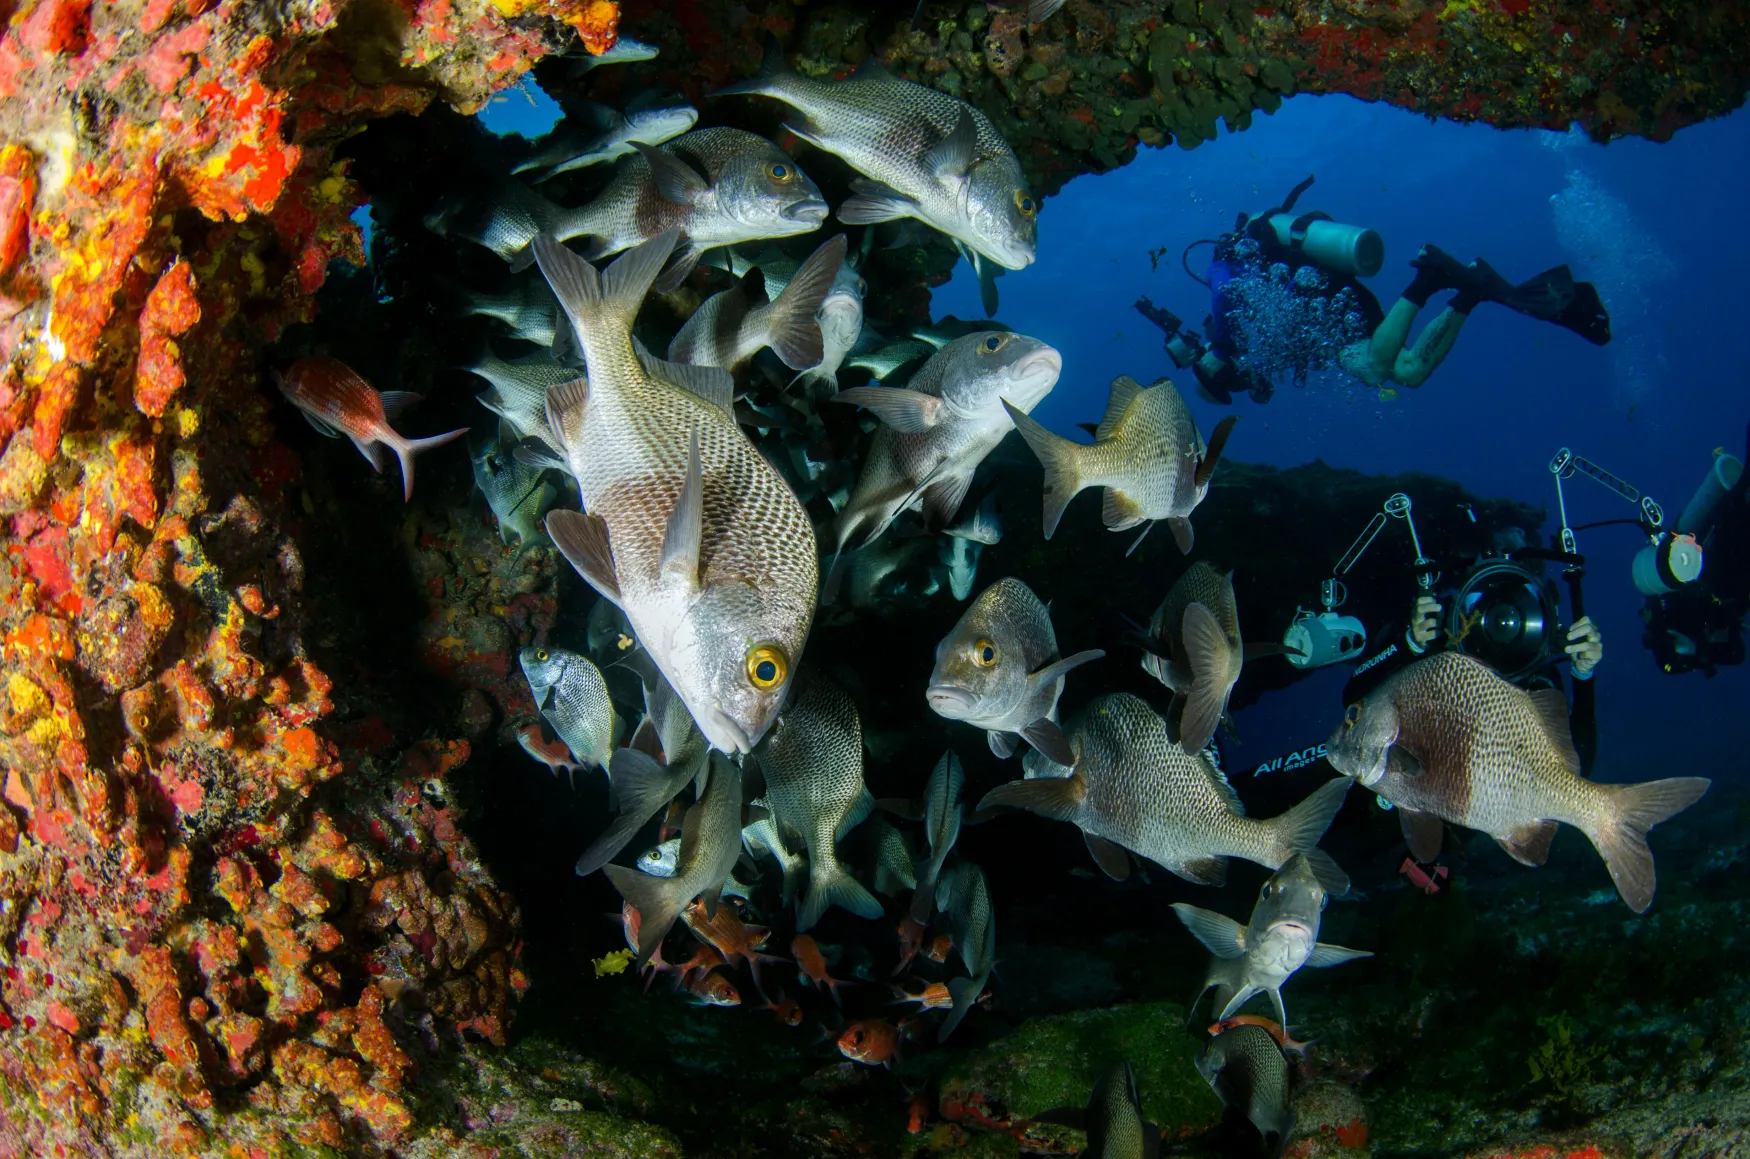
<box><xmin>932</xmin><ymin>97</ymin><xmax>1750</xmax><ymax>783</ymax></box>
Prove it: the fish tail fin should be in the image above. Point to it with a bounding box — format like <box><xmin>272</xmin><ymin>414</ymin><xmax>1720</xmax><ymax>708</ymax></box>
<box><xmin>1587</xmin><ymin>776</ymin><xmax>1709</xmax><ymax>912</ymax></box>
<box><xmin>387</xmin><ymin>428</ymin><xmax>469</xmax><ymax>503</ymax></box>
<box><xmin>765</xmin><ymin>235</ymin><xmax>847</xmax><ymax>370</ymax></box>
<box><xmin>909</xmin><ymin>854</ymin><xmax>946</xmax><ymax>924</ymax></box>
<box><xmin>1268</xmin><ymin>778</ymin><xmax>1353</xmax><ymax>895</ymax></box>
<box><xmin>532</xmin><ymin>230</ymin><xmax>679</xmax><ymax>348</ymax></box>
<box><xmin>1000</xmin><ymin>399</ymin><xmax>1083</xmax><ymax>539</ymax></box>
<box><xmin>798</xmin><ymin>854</ymin><xmax>882</xmax><ymax>933</ymax></box>
<box><xmin>601</xmin><ymin>864</ymin><xmax>685</xmax><ymax>969</ymax></box>
<box><xmin>1177</xmin><ymin>602</ymin><xmax>1231</xmax><ymax>753</ymax></box>
<box><xmin>574</xmin><ymin>749</ymin><xmax>691</xmax><ymax>877</ymax></box>
<box><xmin>712</xmin><ymin>32</ymin><xmax>791</xmax><ymax>98</ymax></box>
<box><xmin>937</xmin><ymin>973</ymin><xmax>985</xmax><ymax>1043</ymax></box>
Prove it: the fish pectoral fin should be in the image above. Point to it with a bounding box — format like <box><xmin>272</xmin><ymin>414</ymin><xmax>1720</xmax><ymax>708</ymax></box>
<box><xmin>634</xmin><ymin>141</ymin><xmax>709</xmax><ymax>205</ymax></box>
<box><xmin>654</xmin><ymin>241</ymin><xmax>705</xmax><ymax>295</ymax></box>
<box><xmin>1029</xmin><ymin>648</ymin><xmax>1105</xmax><ymax>688</ymax></box>
<box><xmin>1020</xmin><ymin>718</ymin><xmax>1076</xmax><ymax>766</ymax></box>
<box><xmin>838</xmin><ymin>179</ymin><xmax>921</xmax><ymax>226</ymax></box>
<box><xmin>636</xmin><ymin>339</ymin><xmax>736</xmax><ymax>417</ymax></box>
<box><xmin>987</xmin><ymin>730</ymin><xmax>1020</xmax><ymax>759</ymax></box>
<box><xmin>1170</xmin><ymin>902</ymin><xmax>1246</xmax><ymax>958</ymax></box>
<box><xmin>511</xmin><ymin>436</ymin><xmax>568</xmax><ymax>472</ymax></box>
<box><xmin>1195</xmin><ymin>414</ymin><xmax>1239</xmax><ymax>487</ymax></box>
<box><xmin>1305</xmin><ymin>942</ymin><xmax>1374</xmax><ymax>968</ymax></box>
<box><xmin>1397</xmin><ymin>805</ymin><xmax>1445</xmax><ymax>862</ymax></box>
<box><xmin>1387</xmin><ymin>744</ymin><xmax>1427</xmax><ymax>779</ymax></box>
<box><xmin>300</xmin><ymin>411</ymin><xmax>345</xmax><ymax>439</ymax></box>
<box><xmin>922</xmin><ymin>108</ymin><xmax>978</xmax><ymax>179</ymax></box>
<box><xmin>660</xmin><ymin>429</ymin><xmax>705</xmax><ymax>588</ymax></box>
<box><xmin>1164</xmin><ymin>855</ymin><xmax>1227</xmax><ymax>887</ymax></box>
<box><xmin>918</xmin><ymin>470</ymin><xmax>974</xmax><ymax>529</ymax></box>
<box><xmin>1166</xmin><ymin>515</ymin><xmax>1194</xmax><ymax>554</ymax></box>
<box><xmin>1083</xmin><ymin>832</ymin><xmax>1131</xmax><ymax>881</ymax></box>
<box><xmin>1243</xmin><ymin>640</ymin><xmax>1303</xmax><ymax>663</ymax></box>
<box><xmin>547</xmin><ymin>511</ymin><xmax>622</xmax><ymax>605</ymax></box>
<box><xmin>1495</xmin><ymin>820</ymin><xmax>1558</xmax><ymax>867</ymax></box>
<box><xmin>1215</xmin><ymin>982</ymin><xmax>1261</xmax><ymax>1020</ymax></box>
<box><xmin>833</xmin><ymin>386</ymin><xmax>942</xmax><ymax>433</ymax></box>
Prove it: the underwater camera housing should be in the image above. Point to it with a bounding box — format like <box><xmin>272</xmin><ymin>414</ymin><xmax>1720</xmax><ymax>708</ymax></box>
<box><xmin>1445</xmin><ymin>559</ymin><xmax>1569</xmax><ymax>682</ymax></box>
<box><xmin>1548</xmin><ymin>447</ymin><xmax>1704</xmax><ymax>597</ymax></box>
<box><xmin>1283</xmin><ymin>493</ymin><xmax>1434</xmax><ymax>668</ymax></box>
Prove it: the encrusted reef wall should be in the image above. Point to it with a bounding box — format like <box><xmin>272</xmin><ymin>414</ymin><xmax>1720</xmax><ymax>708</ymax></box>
<box><xmin>0</xmin><ymin>0</ymin><xmax>1742</xmax><ymax>1156</ymax></box>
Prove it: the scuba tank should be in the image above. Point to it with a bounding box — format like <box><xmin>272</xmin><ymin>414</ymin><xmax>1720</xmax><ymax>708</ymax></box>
<box><xmin>1264</xmin><ymin>213</ymin><xmax>1384</xmax><ymax>278</ymax></box>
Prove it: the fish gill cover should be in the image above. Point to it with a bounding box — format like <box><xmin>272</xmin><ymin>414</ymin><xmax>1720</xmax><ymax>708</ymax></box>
<box><xmin>0</xmin><ymin>2</ymin><xmax>1745</xmax><ymax>1158</ymax></box>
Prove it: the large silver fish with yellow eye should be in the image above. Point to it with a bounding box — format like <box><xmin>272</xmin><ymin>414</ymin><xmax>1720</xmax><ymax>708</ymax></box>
<box><xmin>832</xmin><ymin>331</ymin><xmax>1061</xmax><ymax>554</ymax></box>
<box><xmin>533</xmin><ymin>229</ymin><xmax>818</xmax><ymax>756</ymax></box>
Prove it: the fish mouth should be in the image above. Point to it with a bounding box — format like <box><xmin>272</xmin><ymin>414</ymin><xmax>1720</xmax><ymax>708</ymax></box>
<box><xmin>1267</xmin><ymin>920</ymin><xmax>1314</xmax><ymax>941</ymax></box>
<box><xmin>783</xmin><ymin>199</ymin><xmax>830</xmax><ymax>223</ymax></box>
<box><xmin>706</xmin><ymin>707</ymin><xmax>758</xmax><ymax>755</ymax></box>
<box><xmin>925</xmin><ymin>684</ymin><xmax>975</xmax><ymax>718</ymax></box>
<box><xmin>1002</xmin><ymin>346</ymin><xmax>1063</xmax><ymax>407</ymax></box>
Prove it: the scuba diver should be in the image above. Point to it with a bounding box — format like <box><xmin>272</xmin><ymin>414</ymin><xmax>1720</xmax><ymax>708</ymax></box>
<box><xmin>1642</xmin><ymin>431</ymin><xmax>1748</xmax><ymax>676</ymax></box>
<box><xmin>1137</xmin><ymin>175</ymin><xmax>1613</xmax><ymax>405</ymax></box>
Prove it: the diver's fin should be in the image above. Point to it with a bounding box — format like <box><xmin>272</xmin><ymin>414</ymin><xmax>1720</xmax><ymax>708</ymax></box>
<box><xmin>1553</xmin><ymin>279</ymin><xmax>1611</xmax><ymax>346</ymax></box>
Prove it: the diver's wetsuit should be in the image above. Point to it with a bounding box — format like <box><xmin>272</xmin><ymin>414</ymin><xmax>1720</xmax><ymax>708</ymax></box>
<box><xmin>1643</xmin><ymin>429</ymin><xmax>1750</xmax><ymax>676</ymax></box>
<box><xmin>1201</xmin><ymin>229</ymin><xmax>1386</xmax><ymax>404</ymax></box>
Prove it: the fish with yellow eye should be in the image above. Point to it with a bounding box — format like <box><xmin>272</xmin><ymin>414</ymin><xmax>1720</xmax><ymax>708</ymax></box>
<box><xmin>925</xmin><ymin>577</ymin><xmax>1102</xmax><ymax>764</ymax></box>
<box><xmin>517</xmin><ymin>644</ymin><xmax>619</xmax><ymax>773</ymax></box>
<box><xmin>534</xmin><ymin>229</ymin><xmax>819</xmax><ymax>755</ymax></box>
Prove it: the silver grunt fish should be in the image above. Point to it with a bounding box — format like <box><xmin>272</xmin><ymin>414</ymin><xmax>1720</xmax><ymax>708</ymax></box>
<box><xmin>910</xmin><ymin>750</ymin><xmax>965</xmax><ymax>923</ymax></box>
<box><xmin>1082</xmin><ymin>1061</ymin><xmax>1159</xmax><ymax>1159</ymax></box>
<box><xmin>926</xmin><ymin>577</ymin><xmax>1102</xmax><ymax>764</ymax></box>
<box><xmin>514</xmin><ymin>98</ymin><xmax>698</xmax><ymax>180</ymax></box>
<box><xmin>518</xmin><ymin>645</ymin><xmax>618</xmax><ymax>771</ymax></box>
<box><xmin>532</xmin><ymin>230</ymin><xmax>818</xmax><ymax>756</ymax></box>
<box><xmin>1171</xmin><ymin>853</ymin><xmax>1371</xmax><ymax>1028</ymax></box>
<box><xmin>833</xmin><ymin>331</ymin><xmax>1061</xmax><ymax>552</ymax></box>
<box><xmin>1004</xmin><ymin>375</ymin><xmax>1236</xmax><ymax>554</ymax></box>
<box><xmin>716</xmin><ymin>38</ymin><xmax>1038</xmax><ymax>272</ymax></box>
<box><xmin>667</xmin><ymin>235</ymin><xmax>847</xmax><ymax>371</ymax></box>
<box><xmin>1196</xmin><ymin>1023</ymin><xmax>1295</xmax><ymax>1159</ymax></box>
<box><xmin>1324</xmin><ymin>651</ymin><xmax>1708</xmax><ymax>912</ymax></box>
<box><xmin>470</xmin><ymin>420</ymin><xmax>557</xmax><ymax>549</ymax></box>
<box><xmin>979</xmin><ymin>692</ymin><xmax>1352</xmax><ymax>893</ymax></box>
<box><xmin>937</xmin><ymin>860</ymin><xmax>995</xmax><ymax>1042</ymax></box>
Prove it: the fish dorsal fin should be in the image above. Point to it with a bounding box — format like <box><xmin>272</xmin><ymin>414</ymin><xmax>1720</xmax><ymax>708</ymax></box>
<box><xmin>634</xmin><ymin>141</ymin><xmax>709</xmax><ymax>206</ymax></box>
<box><xmin>635</xmin><ymin>339</ymin><xmax>735</xmax><ymax>417</ymax></box>
<box><xmin>834</xmin><ymin>385</ymin><xmax>942</xmax><ymax>433</ymax></box>
<box><xmin>1195</xmin><ymin>414</ymin><xmax>1239</xmax><ymax>487</ymax></box>
<box><xmin>1526</xmin><ymin>688</ymin><xmax>1581</xmax><ymax>774</ymax></box>
<box><xmin>546</xmin><ymin>510</ymin><xmax>621</xmax><ymax>603</ymax></box>
<box><xmin>1170</xmin><ymin>902</ymin><xmax>1246</xmax><ymax>959</ymax></box>
<box><xmin>378</xmin><ymin>390</ymin><xmax>421</xmax><ymax>425</ymax></box>
<box><xmin>922</xmin><ymin>109</ymin><xmax>978</xmax><ymax>180</ymax></box>
<box><xmin>1096</xmin><ymin>375</ymin><xmax>1143</xmax><ymax>440</ymax></box>
<box><xmin>661</xmin><ymin>428</ymin><xmax>704</xmax><ymax>587</ymax></box>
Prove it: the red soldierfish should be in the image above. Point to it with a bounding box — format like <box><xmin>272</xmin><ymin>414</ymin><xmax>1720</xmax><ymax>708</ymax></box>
<box><xmin>838</xmin><ymin>1018</ymin><xmax>901</xmax><ymax>1067</ymax></box>
<box><xmin>1399</xmin><ymin>857</ymin><xmax>1449</xmax><ymax>895</ymax></box>
<box><xmin>276</xmin><ymin>357</ymin><xmax>466</xmax><ymax>502</ymax></box>
<box><xmin>1209</xmin><ymin>1015</ymin><xmax>1311</xmax><ymax>1056</ymax></box>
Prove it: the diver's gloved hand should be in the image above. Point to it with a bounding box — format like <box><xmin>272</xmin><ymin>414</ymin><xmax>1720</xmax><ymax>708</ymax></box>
<box><xmin>1408</xmin><ymin>594</ymin><xmax>1441</xmax><ymax>652</ymax></box>
<box><xmin>1565</xmin><ymin>615</ymin><xmax>1603</xmax><ymax>677</ymax></box>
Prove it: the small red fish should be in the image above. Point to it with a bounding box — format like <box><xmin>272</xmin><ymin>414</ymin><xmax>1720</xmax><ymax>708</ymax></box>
<box><xmin>907</xmin><ymin>1090</ymin><xmax>930</xmax><ymax>1134</ymax></box>
<box><xmin>684</xmin><ymin>900</ymin><xmax>784</xmax><ymax>987</ymax></box>
<box><xmin>275</xmin><ymin>357</ymin><xmax>466</xmax><ymax>502</ymax></box>
<box><xmin>659</xmin><ymin>942</ymin><xmax>726</xmax><ymax>992</ymax></box>
<box><xmin>792</xmin><ymin>934</ymin><xmax>851</xmax><ymax>1004</ymax></box>
<box><xmin>890</xmin><ymin>980</ymin><xmax>953</xmax><ymax>1011</ymax></box>
<box><xmin>1209</xmin><ymin>1015</ymin><xmax>1311</xmax><ymax>1056</ymax></box>
<box><xmin>838</xmin><ymin>1018</ymin><xmax>901</xmax><ymax>1067</ymax></box>
<box><xmin>926</xmin><ymin>933</ymin><xmax>953</xmax><ymax>963</ymax></box>
<box><xmin>1399</xmin><ymin>857</ymin><xmax>1450</xmax><ymax>895</ymax></box>
<box><xmin>517</xmin><ymin>723</ymin><xmax>585</xmax><ymax>778</ymax></box>
<box><xmin>893</xmin><ymin>914</ymin><xmax>926</xmax><ymax>976</ymax></box>
<box><xmin>619</xmin><ymin>902</ymin><xmax>670</xmax><ymax>985</ymax></box>
<box><xmin>758</xmin><ymin>986</ymin><xmax>804</xmax><ymax>1027</ymax></box>
<box><xmin>682</xmin><ymin>969</ymin><xmax>741</xmax><ymax>1007</ymax></box>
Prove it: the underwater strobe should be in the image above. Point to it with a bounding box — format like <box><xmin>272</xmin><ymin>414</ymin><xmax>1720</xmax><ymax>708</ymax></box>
<box><xmin>1549</xmin><ymin>447</ymin><xmax>1704</xmax><ymax>597</ymax></box>
<box><xmin>1283</xmin><ymin>492</ymin><xmax>1435</xmax><ymax>668</ymax></box>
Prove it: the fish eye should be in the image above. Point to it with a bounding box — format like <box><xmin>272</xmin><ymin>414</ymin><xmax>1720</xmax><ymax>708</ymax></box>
<box><xmin>1343</xmin><ymin>703</ymin><xmax>1361</xmax><ymax>730</ymax></box>
<box><xmin>535</xmin><ymin>648</ymin><xmax>549</xmax><ymax>662</ymax></box>
<box><xmin>746</xmin><ymin>643</ymin><xmax>788</xmax><ymax>690</ymax></box>
<box><xmin>1014</xmin><ymin>191</ymin><xmax>1037</xmax><ymax>217</ymax></box>
<box><xmin>971</xmin><ymin>638</ymin><xmax>999</xmax><ymax>668</ymax></box>
<box><xmin>978</xmin><ymin>334</ymin><xmax>1010</xmax><ymax>355</ymax></box>
<box><xmin>767</xmin><ymin>161</ymin><xmax>794</xmax><ymax>182</ymax></box>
